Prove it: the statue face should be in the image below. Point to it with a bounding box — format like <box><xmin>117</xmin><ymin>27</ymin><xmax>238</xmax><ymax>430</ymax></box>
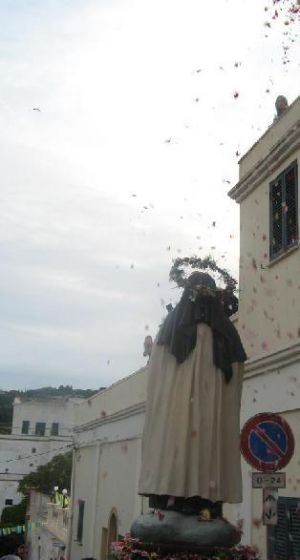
<box><xmin>275</xmin><ymin>96</ymin><xmax>288</xmax><ymax>115</ymax></box>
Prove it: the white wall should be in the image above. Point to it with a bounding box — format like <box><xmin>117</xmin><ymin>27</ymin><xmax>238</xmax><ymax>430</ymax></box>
<box><xmin>0</xmin><ymin>435</ymin><xmax>72</xmax><ymax>515</ymax></box>
<box><xmin>70</xmin><ymin>369</ymin><xmax>147</xmax><ymax>560</ymax></box>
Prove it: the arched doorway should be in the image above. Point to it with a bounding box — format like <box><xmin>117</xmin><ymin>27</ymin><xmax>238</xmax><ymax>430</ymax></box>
<box><xmin>107</xmin><ymin>510</ymin><xmax>118</xmax><ymax>559</ymax></box>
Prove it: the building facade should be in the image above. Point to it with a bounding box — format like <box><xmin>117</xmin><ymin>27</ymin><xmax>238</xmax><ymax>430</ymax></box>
<box><xmin>0</xmin><ymin>397</ymin><xmax>82</xmax><ymax>518</ymax></box>
<box><xmin>228</xmin><ymin>94</ymin><xmax>300</xmax><ymax>559</ymax></box>
<box><xmin>69</xmin><ymin>369</ymin><xmax>147</xmax><ymax>560</ymax></box>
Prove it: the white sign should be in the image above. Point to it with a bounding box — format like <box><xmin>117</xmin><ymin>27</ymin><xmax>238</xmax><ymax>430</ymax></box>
<box><xmin>252</xmin><ymin>472</ymin><xmax>286</xmax><ymax>489</ymax></box>
<box><xmin>263</xmin><ymin>488</ymin><xmax>278</xmax><ymax>525</ymax></box>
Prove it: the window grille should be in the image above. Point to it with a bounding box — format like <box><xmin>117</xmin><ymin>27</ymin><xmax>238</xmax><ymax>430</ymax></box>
<box><xmin>270</xmin><ymin>162</ymin><xmax>298</xmax><ymax>259</ymax></box>
<box><xmin>267</xmin><ymin>496</ymin><xmax>300</xmax><ymax>560</ymax></box>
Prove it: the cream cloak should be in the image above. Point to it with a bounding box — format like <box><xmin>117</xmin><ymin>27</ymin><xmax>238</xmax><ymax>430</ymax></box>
<box><xmin>139</xmin><ymin>323</ymin><xmax>243</xmax><ymax>503</ymax></box>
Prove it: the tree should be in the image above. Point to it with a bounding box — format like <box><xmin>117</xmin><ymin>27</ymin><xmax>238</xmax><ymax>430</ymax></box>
<box><xmin>0</xmin><ymin>499</ymin><xmax>27</xmax><ymax>556</ymax></box>
<box><xmin>18</xmin><ymin>452</ymin><xmax>72</xmax><ymax>496</ymax></box>
<box><xmin>1</xmin><ymin>498</ymin><xmax>27</xmax><ymax>526</ymax></box>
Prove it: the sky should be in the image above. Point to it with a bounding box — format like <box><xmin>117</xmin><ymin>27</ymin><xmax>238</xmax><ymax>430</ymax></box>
<box><xmin>0</xmin><ymin>0</ymin><xmax>299</xmax><ymax>390</ymax></box>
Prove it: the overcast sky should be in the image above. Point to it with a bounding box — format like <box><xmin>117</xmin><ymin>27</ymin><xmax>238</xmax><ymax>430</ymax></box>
<box><xmin>0</xmin><ymin>0</ymin><xmax>299</xmax><ymax>390</ymax></box>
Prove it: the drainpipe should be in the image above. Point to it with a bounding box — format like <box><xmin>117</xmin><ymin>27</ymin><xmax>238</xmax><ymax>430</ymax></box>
<box><xmin>92</xmin><ymin>441</ymin><xmax>103</xmax><ymax>558</ymax></box>
<box><xmin>66</xmin><ymin>447</ymin><xmax>77</xmax><ymax>560</ymax></box>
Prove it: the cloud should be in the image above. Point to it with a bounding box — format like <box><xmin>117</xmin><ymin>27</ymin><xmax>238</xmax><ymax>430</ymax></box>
<box><xmin>0</xmin><ymin>0</ymin><xmax>299</xmax><ymax>388</ymax></box>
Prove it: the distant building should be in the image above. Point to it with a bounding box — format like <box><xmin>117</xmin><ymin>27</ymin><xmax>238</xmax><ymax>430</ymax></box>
<box><xmin>0</xmin><ymin>397</ymin><xmax>83</xmax><ymax>517</ymax></box>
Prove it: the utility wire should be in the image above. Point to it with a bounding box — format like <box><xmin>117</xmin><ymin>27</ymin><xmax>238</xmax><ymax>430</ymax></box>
<box><xmin>0</xmin><ymin>443</ymin><xmax>73</xmax><ymax>465</ymax></box>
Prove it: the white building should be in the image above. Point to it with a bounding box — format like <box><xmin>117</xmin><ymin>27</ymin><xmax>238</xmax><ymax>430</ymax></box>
<box><xmin>69</xmin><ymin>95</ymin><xmax>300</xmax><ymax>560</ymax></box>
<box><xmin>69</xmin><ymin>368</ymin><xmax>147</xmax><ymax>560</ymax></box>
<box><xmin>0</xmin><ymin>397</ymin><xmax>83</xmax><ymax>518</ymax></box>
<box><xmin>11</xmin><ymin>396</ymin><xmax>80</xmax><ymax>438</ymax></box>
<box><xmin>228</xmin><ymin>94</ymin><xmax>300</xmax><ymax>560</ymax></box>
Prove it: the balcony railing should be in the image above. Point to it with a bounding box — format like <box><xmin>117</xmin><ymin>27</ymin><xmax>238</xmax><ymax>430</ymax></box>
<box><xmin>46</xmin><ymin>502</ymin><xmax>70</xmax><ymax>544</ymax></box>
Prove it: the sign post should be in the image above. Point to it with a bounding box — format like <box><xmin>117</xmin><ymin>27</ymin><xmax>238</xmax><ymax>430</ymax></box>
<box><xmin>241</xmin><ymin>413</ymin><xmax>295</xmax><ymax>527</ymax></box>
<box><xmin>262</xmin><ymin>488</ymin><xmax>278</xmax><ymax>526</ymax></box>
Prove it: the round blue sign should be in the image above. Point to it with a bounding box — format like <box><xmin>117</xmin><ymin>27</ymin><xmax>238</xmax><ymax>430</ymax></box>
<box><xmin>241</xmin><ymin>413</ymin><xmax>295</xmax><ymax>472</ymax></box>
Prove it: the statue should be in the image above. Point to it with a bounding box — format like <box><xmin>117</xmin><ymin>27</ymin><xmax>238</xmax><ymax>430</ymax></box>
<box><xmin>143</xmin><ymin>335</ymin><xmax>153</xmax><ymax>360</ymax></box>
<box><xmin>132</xmin><ymin>271</ymin><xmax>247</xmax><ymax>551</ymax></box>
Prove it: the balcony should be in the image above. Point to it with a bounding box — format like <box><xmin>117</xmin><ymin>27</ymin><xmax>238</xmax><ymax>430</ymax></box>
<box><xmin>46</xmin><ymin>502</ymin><xmax>70</xmax><ymax>544</ymax></box>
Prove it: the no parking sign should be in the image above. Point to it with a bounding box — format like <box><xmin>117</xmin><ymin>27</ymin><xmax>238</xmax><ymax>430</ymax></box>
<box><xmin>241</xmin><ymin>412</ymin><xmax>294</xmax><ymax>472</ymax></box>
<box><xmin>241</xmin><ymin>413</ymin><xmax>295</xmax><ymax>526</ymax></box>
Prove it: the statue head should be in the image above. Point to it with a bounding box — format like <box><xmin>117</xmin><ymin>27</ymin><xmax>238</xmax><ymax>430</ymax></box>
<box><xmin>143</xmin><ymin>335</ymin><xmax>153</xmax><ymax>358</ymax></box>
<box><xmin>275</xmin><ymin>95</ymin><xmax>288</xmax><ymax>117</ymax></box>
<box><xmin>186</xmin><ymin>271</ymin><xmax>217</xmax><ymax>291</ymax></box>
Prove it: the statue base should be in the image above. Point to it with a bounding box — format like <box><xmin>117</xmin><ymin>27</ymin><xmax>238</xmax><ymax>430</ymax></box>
<box><xmin>131</xmin><ymin>510</ymin><xmax>241</xmax><ymax>552</ymax></box>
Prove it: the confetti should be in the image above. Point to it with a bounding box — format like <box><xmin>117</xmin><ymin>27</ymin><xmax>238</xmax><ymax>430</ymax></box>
<box><xmin>252</xmin><ymin>517</ymin><xmax>262</xmax><ymax>529</ymax></box>
<box><xmin>261</xmin><ymin>340</ymin><xmax>269</xmax><ymax>351</ymax></box>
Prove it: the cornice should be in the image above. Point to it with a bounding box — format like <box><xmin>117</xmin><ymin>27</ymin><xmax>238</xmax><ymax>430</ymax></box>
<box><xmin>0</xmin><ymin>434</ymin><xmax>72</xmax><ymax>442</ymax></box>
<box><xmin>74</xmin><ymin>401</ymin><xmax>146</xmax><ymax>433</ymax></box>
<box><xmin>228</xmin><ymin>119</ymin><xmax>300</xmax><ymax>203</ymax></box>
<box><xmin>73</xmin><ymin>345</ymin><xmax>300</xmax><ymax>433</ymax></box>
<box><xmin>244</xmin><ymin>342</ymin><xmax>300</xmax><ymax>378</ymax></box>
<box><xmin>0</xmin><ymin>473</ymin><xmax>25</xmax><ymax>481</ymax></box>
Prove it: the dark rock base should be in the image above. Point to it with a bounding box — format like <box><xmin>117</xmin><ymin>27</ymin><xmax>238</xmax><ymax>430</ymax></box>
<box><xmin>131</xmin><ymin>511</ymin><xmax>241</xmax><ymax>552</ymax></box>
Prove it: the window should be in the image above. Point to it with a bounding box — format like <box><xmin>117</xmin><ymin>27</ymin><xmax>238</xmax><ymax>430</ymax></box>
<box><xmin>5</xmin><ymin>499</ymin><xmax>13</xmax><ymax>506</ymax></box>
<box><xmin>35</xmin><ymin>422</ymin><xmax>46</xmax><ymax>436</ymax></box>
<box><xmin>270</xmin><ymin>161</ymin><xmax>298</xmax><ymax>259</ymax></box>
<box><xmin>51</xmin><ymin>422</ymin><xmax>59</xmax><ymax>436</ymax></box>
<box><xmin>31</xmin><ymin>448</ymin><xmax>36</xmax><ymax>453</ymax></box>
<box><xmin>76</xmin><ymin>500</ymin><xmax>85</xmax><ymax>542</ymax></box>
<box><xmin>22</xmin><ymin>420</ymin><xmax>29</xmax><ymax>434</ymax></box>
<box><xmin>267</xmin><ymin>496</ymin><xmax>300</xmax><ymax>559</ymax></box>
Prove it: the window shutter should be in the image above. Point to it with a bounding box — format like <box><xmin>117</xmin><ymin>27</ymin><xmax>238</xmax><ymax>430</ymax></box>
<box><xmin>270</xmin><ymin>178</ymin><xmax>283</xmax><ymax>257</ymax></box>
<box><xmin>289</xmin><ymin>500</ymin><xmax>300</xmax><ymax>558</ymax></box>
<box><xmin>77</xmin><ymin>500</ymin><xmax>85</xmax><ymax>542</ymax></box>
<box><xmin>273</xmin><ymin>497</ymin><xmax>300</xmax><ymax>560</ymax></box>
<box><xmin>274</xmin><ymin>499</ymin><xmax>289</xmax><ymax>559</ymax></box>
<box><xmin>285</xmin><ymin>165</ymin><xmax>298</xmax><ymax>247</ymax></box>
